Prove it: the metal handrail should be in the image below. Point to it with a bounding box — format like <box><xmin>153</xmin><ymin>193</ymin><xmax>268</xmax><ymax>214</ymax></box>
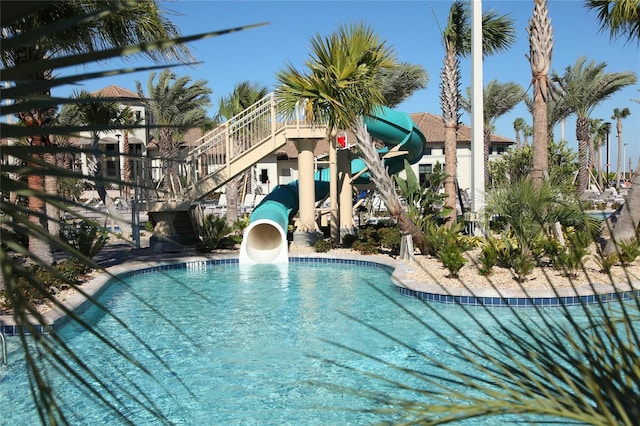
<box><xmin>1</xmin><ymin>332</ymin><xmax>6</xmax><ymax>366</ymax></box>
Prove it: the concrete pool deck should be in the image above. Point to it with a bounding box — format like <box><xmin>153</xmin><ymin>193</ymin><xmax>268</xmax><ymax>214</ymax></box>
<box><xmin>2</xmin><ymin>240</ymin><xmax>640</xmax><ymax>335</ymax></box>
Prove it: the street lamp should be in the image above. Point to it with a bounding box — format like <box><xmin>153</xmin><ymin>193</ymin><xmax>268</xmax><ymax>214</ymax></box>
<box><xmin>605</xmin><ymin>122</ymin><xmax>611</xmax><ymax>184</ymax></box>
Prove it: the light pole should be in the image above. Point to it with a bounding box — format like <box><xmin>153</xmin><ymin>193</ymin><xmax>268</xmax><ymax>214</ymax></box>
<box><xmin>605</xmin><ymin>122</ymin><xmax>611</xmax><ymax>184</ymax></box>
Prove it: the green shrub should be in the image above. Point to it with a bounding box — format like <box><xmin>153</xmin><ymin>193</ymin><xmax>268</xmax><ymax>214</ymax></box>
<box><xmin>196</xmin><ymin>215</ymin><xmax>231</xmax><ymax>253</ymax></box>
<box><xmin>377</xmin><ymin>226</ymin><xmax>401</xmax><ymax>254</ymax></box>
<box><xmin>352</xmin><ymin>239</ymin><xmax>379</xmax><ymax>255</ymax></box>
<box><xmin>341</xmin><ymin>234</ymin><xmax>358</xmax><ymax>248</ymax></box>
<box><xmin>618</xmin><ymin>240</ymin><xmax>640</xmax><ymax>266</ymax></box>
<box><xmin>314</xmin><ymin>239</ymin><xmax>337</xmax><ymax>253</ymax></box>
<box><xmin>59</xmin><ymin>218</ymin><xmax>109</xmax><ymax>259</ymax></box>
<box><xmin>595</xmin><ymin>253</ymin><xmax>618</xmax><ymax>273</ymax></box>
<box><xmin>438</xmin><ymin>243</ymin><xmax>466</xmax><ymax>278</ymax></box>
<box><xmin>432</xmin><ymin>223</ymin><xmax>467</xmax><ymax>278</ymax></box>
<box><xmin>478</xmin><ymin>239</ymin><xmax>500</xmax><ymax>276</ymax></box>
<box><xmin>505</xmin><ymin>246</ymin><xmax>536</xmax><ymax>283</ymax></box>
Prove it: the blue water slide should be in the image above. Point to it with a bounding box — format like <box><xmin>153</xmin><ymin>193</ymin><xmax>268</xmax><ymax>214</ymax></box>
<box><xmin>239</xmin><ymin>106</ymin><xmax>426</xmax><ymax>264</ymax></box>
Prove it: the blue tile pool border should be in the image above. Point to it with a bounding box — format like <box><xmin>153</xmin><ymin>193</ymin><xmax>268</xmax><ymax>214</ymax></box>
<box><xmin>394</xmin><ymin>286</ymin><xmax>640</xmax><ymax>308</ymax></box>
<box><xmin>2</xmin><ymin>256</ymin><xmax>638</xmax><ymax>336</ymax></box>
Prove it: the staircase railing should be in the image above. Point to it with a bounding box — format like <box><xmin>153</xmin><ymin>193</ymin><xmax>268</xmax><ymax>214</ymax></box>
<box><xmin>177</xmin><ymin>92</ymin><xmax>328</xmax><ymax>201</ymax></box>
<box><xmin>179</xmin><ymin>92</ymin><xmax>285</xmax><ymax>195</ymax></box>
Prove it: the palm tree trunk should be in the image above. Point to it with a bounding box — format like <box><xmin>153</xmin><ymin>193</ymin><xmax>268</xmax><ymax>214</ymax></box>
<box><xmin>123</xmin><ymin>131</ymin><xmax>132</xmax><ymax>198</ymax></box>
<box><xmin>441</xmin><ymin>46</ymin><xmax>460</xmax><ymax>226</ymax></box>
<box><xmin>225</xmin><ymin>176</ymin><xmax>240</xmax><ymax>226</ymax></box>
<box><xmin>576</xmin><ymin>117</ymin><xmax>591</xmax><ymax>193</ymax></box>
<box><xmin>44</xmin><ymin>151</ymin><xmax>60</xmax><ymax>242</ymax></box>
<box><xmin>28</xmin><ymin>135</ymin><xmax>53</xmax><ymax>264</ymax></box>
<box><xmin>354</xmin><ymin>119</ymin><xmax>424</xmax><ymax>256</ymax></box>
<box><xmin>483</xmin><ymin>128</ymin><xmax>491</xmax><ymax>188</ymax></box>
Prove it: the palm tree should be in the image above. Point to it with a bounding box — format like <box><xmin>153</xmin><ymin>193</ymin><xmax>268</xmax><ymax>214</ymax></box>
<box><xmin>375</xmin><ymin>62</ymin><xmax>429</xmax><ymax>108</ymax></box>
<box><xmin>551</xmin><ymin>56</ymin><xmax>637</xmax><ymax>193</ymax></box>
<box><xmin>2</xmin><ymin>0</ymin><xmax>194</xmax><ymax>263</ymax></box>
<box><xmin>513</xmin><ymin>117</ymin><xmax>527</xmax><ymax>149</ymax></box>
<box><xmin>588</xmin><ymin>118</ymin><xmax>606</xmax><ymax>188</ymax></box>
<box><xmin>61</xmin><ymin>90</ymin><xmax>126</xmax><ymax>204</ymax></box>
<box><xmin>586</xmin><ymin>0</ymin><xmax>640</xmax><ymax>256</ymax></box>
<box><xmin>587</xmin><ymin>0</ymin><xmax>640</xmax><ymax>44</ymax></box>
<box><xmin>216</xmin><ymin>81</ymin><xmax>269</xmax><ymax>225</ymax></box>
<box><xmin>439</xmin><ymin>1</ymin><xmax>516</xmax><ymax>224</ymax></box>
<box><xmin>527</xmin><ymin>0</ymin><xmax>554</xmax><ymax>185</ymax></box>
<box><xmin>119</xmin><ymin>107</ymin><xmax>140</xmax><ymax>199</ymax></box>
<box><xmin>462</xmin><ymin>80</ymin><xmax>524</xmax><ymax>188</ymax></box>
<box><xmin>276</xmin><ymin>22</ymin><xmax>396</xmax><ymax>236</ymax></box>
<box><xmin>2</xmin><ymin>3</ymin><xmax>264</xmax><ymax>422</ymax></box>
<box><xmin>136</xmin><ymin>69</ymin><xmax>211</xmax><ymax>196</ymax></box>
<box><xmin>612</xmin><ymin>107</ymin><xmax>631</xmax><ymax>189</ymax></box>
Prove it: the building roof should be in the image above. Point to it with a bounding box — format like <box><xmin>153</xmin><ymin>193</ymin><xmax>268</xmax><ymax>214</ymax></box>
<box><xmin>91</xmin><ymin>85</ymin><xmax>139</xmax><ymax>99</ymax></box>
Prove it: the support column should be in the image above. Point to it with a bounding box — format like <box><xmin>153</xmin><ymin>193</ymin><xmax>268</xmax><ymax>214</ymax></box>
<box><xmin>293</xmin><ymin>138</ymin><xmax>321</xmax><ymax>246</ymax></box>
<box><xmin>329</xmin><ymin>138</ymin><xmax>339</xmax><ymax>242</ymax></box>
<box><xmin>338</xmin><ymin>148</ymin><xmax>355</xmax><ymax>240</ymax></box>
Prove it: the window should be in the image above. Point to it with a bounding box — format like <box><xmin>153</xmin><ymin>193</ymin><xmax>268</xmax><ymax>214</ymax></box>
<box><xmin>260</xmin><ymin>168</ymin><xmax>269</xmax><ymax>183</ymax></box>
<box><xmin>422</xmin><ymin>146</ymin><xmax>432</xmax><ymax>156</ymax></box>
<box><xmin>104</xmin><ymin>143</ymin><xmax>118</xmax><ymax>178</ymax></box>
<box><xmin>280</xmin><ymin>168</ymin><xmax>291</xmax><ymax>177</ymax></box>
<box><xmin>419</xmin><ymin>164</ymin><xmax>433</xmax><ymax>186</ymax></box>
<box><xmin>491</xmin><ymin>146</ymin><xmax>507</xmax><ymax>155</ymax></box>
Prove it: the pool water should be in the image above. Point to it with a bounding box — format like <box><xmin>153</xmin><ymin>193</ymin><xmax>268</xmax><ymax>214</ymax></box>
<box><xmin>0</xmin><ymin>260</ymin><xmax>600</xmax><ymax>424</ymax></box>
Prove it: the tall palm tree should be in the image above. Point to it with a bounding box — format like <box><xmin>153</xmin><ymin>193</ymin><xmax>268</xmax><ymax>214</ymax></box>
<box><xmin>612</xmin><ymin>107</ymin><xmax>631</xmax><ymax>189</ymax></box>
<box><xmin>462</xmin><ymin>80</ymin><xmax>524</xmax><ymax>188</ymax></box>
<box><xmin>1</xmin><ymin>0</ymin><xmax>194</xmax><ymax>263</ymax></box>
<box><xmin>136</xmin><ymin>69</ymin><xmax>211</xmax><ymax>196</ymax></box>
<box><xmin>217</xmin><ymin>81</ymin><xmax>269</xmax><ymax>225</ymax></box>
<box><xmin>276</xmin><ymin>22</ymin><xmax>396</xmax><ymax>236</ymax></box>
<box><xmin>551</xmin><ymin>56</ymin><xmax>637</xmax><ymax>193</ymax></box>
<box><xmin>439</xmin><ymin>1</ymin><xmax>516</xmax><ymax>224</ymax></box>
<box><xmin>527</xmin><ymin>0</ymin><xmax>554</xmax><ymax>186</ymax></box>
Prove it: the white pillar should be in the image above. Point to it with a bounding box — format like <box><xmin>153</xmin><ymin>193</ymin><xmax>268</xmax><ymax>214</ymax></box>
<box><xmin>294</xmin><ymin>139</ymin><xmax>318</xmax><ymax>233</ymax></box>
<box><xmin>329</xmin><ymin>137</ymin><xmax>339</xmax><ymax>241</ymax></box>
<box><xmin>471</xmin><ymin>0</ymin><xmax>485</xmax><ymax>221</ymax></box>
<box><xmin>338</xmin><ymin>148</ymin><xmax>354</xmax><ymax>239</ymax></box>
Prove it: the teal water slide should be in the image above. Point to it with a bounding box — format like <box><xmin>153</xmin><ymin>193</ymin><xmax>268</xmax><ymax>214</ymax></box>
<box><xmin>239</xmin><ymin>106</ymin><xmax>426</xmax><ymax>264</ymax></box>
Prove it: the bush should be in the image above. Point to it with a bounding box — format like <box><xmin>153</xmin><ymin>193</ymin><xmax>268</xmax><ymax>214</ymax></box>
<box><xmin>352</xmin><ymin>239</ymin><xmax>379</xmax><ymax>255</ymax></box>
<box><xmin>59</xmin><ymin>218</ymin><xmax>109</xmax><ymax>259</ymax></box>
<box><xmin>314</xmin><ymin>239</ymin><xmax>337</xmax><ymax>253</ymax></box>
<box><xmin>478</xmin><ymin>239</ymin><xmax>500</xmax><ymax>276</ymax></box>
<box><xmin>377</xmin><ymin>226</ymin><xmax>401</xmax><ymax>254</ymax></box>
<box><xmin>341</xmin><ymin>234</ymin><xmax>358</xmax><ymax>248</ymax></box>
<box><xmin>618</xmin><ymin>240</ymin><xmax>640</xmax><ymax>266</ymax></box>
<box><xmin>196</xmin><ymin>215</ymin><xmax>231</xmax><ymax>253</ymax></box>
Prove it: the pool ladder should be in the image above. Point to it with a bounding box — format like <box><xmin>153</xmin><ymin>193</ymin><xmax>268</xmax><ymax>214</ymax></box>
<box><xmin>0</xmin><ymin>332</ymin><xmax>6</xmax><ymax>366</ymax></box>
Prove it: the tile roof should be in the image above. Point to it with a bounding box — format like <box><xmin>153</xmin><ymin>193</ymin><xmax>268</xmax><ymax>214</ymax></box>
<box><xmin>91</xmin><ymin>85</ymin><xmax>139</xmax><ymax>99</ymax></box>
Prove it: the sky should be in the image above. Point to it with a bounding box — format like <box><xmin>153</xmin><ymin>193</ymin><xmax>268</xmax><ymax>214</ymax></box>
<box><xmin>56</xmin><ymin>0</ymin><xmax>640</xmax><ymax>173</ymax></box>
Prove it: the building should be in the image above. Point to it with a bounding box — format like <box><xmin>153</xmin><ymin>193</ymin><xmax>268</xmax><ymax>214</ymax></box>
<box><xmin>66</xmin><ymin>85</ymin><xmax>514</xmax><ymax>200</ymax></box>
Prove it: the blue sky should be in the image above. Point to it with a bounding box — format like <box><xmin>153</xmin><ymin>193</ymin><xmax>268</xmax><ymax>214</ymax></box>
<box><xmin>58</xmin><ymin>0</ymin><xmax>640</xmax><ymax>172</ymax></box>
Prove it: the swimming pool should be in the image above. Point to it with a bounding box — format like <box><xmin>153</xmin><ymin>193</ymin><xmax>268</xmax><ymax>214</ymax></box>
<box><xmin>0</xmin><ymin>258</ymin><xmax>633</xmax><ymax>424</ymax></box>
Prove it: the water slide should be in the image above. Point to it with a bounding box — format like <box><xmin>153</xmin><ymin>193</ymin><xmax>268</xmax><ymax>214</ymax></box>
<box><xmin>239</xmin><ymin>106</ymin><xmax>426</xmax><ymax>264</ymax></box>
